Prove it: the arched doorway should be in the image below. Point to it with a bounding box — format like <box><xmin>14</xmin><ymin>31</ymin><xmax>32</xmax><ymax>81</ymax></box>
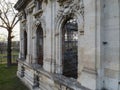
<box><xmin>36</xmin><ymin>25</ymin><xmax>43</xmax><ymax>66</ymax></box>
<box><xmin>24</xmin><ymin>30</ymin><xmax>27</xmax><ymax>59</ymax></box>
<box><xmin>62</xmin><ymin>18</ymin><xmax>78</xmax><ymax>79</ymax></box>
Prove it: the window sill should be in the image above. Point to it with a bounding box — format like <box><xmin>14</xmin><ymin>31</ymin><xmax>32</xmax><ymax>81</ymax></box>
<box><xmin>54</xmin><ymin>74</ymin><xmax>90</xmax><ymax>90</ymax></box>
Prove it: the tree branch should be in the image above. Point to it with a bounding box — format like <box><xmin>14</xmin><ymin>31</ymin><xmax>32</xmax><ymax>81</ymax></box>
<box><xmin>11</xmin><ymin>13</ymin><xmax>18</xmax><ymax>27</ymax></box>
<box><xmin>4</xmin><ymin>12</ymin><xmax>10</xmax><ymax>26</ymax></box>
<box><xmin>12</xmin><ymin>18</ymin><xmax>19</xmax><ymax>28</ymax></box>
<box><xmin>0</xmin><ymin>15</ymin><xmax>9</xmax><ymax>27</ymax></box>
<box><xmin>0</xmin><ymin>25</ymin><xmax>7</xmax><ymax>29</ymax></box>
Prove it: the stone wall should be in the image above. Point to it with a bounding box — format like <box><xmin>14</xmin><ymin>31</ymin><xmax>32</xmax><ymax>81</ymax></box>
<box><xmin>15</xmin><ymin>0</ymin><xmax>120</xmax><ymax>90</ymax></box>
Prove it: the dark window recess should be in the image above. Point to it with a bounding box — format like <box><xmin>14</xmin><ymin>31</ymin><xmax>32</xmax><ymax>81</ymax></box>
<box><xmin>36</xmin><ymin>25</ymin><xmax>43</xmax><ymax>66</ymax></box>
<box><xmin>62</xmin><ymin>19</ymin><xmax>78</xmax><ymax>79</ymax></box>
<box><xmin>24</xmin><ymin>31</ymin><xmax>27</xmax><ymax>59</ymax></box>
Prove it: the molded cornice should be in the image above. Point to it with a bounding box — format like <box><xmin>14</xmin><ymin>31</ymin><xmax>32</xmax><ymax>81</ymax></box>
<box><xmin>14</xmin><ymin>0</ymin><xmax>31</xmax><ymax>11</ymax></box>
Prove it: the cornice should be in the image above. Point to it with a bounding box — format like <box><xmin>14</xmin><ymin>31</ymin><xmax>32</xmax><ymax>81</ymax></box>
<box><xmin>14</xmin><ymin>0</ymin><xmax>30</xmax><ymax>11</ymax></box>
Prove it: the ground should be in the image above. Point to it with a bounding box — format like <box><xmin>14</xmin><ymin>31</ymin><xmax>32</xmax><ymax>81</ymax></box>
<box><xmin>0</xmin><ymin>64</ymin><xmax>28</xmax><ymax>90</ymax></box>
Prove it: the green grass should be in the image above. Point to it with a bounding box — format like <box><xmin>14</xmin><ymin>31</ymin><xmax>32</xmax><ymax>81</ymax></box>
<box><xmin>0</xmin><ymin>64</ymin><xmax>29</xmax><ymax>90</ymax></box>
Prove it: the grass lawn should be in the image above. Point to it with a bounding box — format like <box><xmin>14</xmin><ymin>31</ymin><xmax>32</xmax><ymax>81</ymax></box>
<box><xmin>0</xmin><ymin>64</ymin><xmax>29</xmax><ymax>90</ymax></box>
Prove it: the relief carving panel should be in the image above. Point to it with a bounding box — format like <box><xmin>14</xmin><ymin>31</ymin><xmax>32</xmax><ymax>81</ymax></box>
<box><xmin>56</xmin><ymin>0</ymin><xmax>84</xmax><ymax>35</ymax></box>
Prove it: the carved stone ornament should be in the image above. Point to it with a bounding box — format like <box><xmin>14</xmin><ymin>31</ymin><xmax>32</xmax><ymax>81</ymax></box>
<box><xmin>32</xmin><ymin>16</ymin><xmax>46</xmax><ymax>37</ymax></box>
<box><xmin>22</xmin><ymin>22</ymin><xmax>27</xmax><ymax>32</ymax></box>
<box><xmin>35</xmin><ymin>19</ymin><xmax>41</xmax><ymax>26</ymax></box>
<box><xmin>32</xmin><ymin>18</ymin><xmax>41</xmax><ymax>34</ymax></box>
<box><xmin>56</xmin><ymin>0</ymin><xmax>84</xmax><ymax>35</ymax></box>
<box><xmin>57</xmin><ymin>0</ymin><xmax>84</xmax><ymax>17</ymax></box>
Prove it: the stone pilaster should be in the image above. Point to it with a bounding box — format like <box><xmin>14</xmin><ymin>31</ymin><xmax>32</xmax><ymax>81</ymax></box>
<box><xmin>26</xmin><ymin>7</ymin><xmax>34</xmax><ymax>63</ymax></box>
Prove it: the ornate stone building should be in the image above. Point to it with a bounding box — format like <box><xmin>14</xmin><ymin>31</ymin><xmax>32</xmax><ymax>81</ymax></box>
<box><xmin>14</xmin><ymin>0</ymin><xmax>120</xmax><ymax>90</ymax></box>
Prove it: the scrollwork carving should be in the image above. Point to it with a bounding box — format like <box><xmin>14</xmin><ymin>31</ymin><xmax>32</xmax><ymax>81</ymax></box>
<box><xmin>56</xmin><ymin>0</ymin><xmax>84</xmax><ymax>35</ymax></box>
<box><xmin>57</xmin><ymin>0</ymin><xmax>84</xmax><ymax>18</ymax></box>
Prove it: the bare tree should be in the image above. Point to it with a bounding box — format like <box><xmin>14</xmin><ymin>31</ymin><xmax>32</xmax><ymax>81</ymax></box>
<box><xmin>0</xmin><ymin>0</ymin><xmax>19</xmax><ymax>66</ymax></box>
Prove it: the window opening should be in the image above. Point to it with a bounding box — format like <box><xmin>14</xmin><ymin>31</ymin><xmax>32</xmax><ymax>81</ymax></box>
<box><xmin>36</xmin><ymin>26</ymin><xmax>43</xmax><ymax>65</ymax></box>
<box><xmin>24</xmin><ymin>31</ymin><xmax>27</xmax><ymax>59</ymax></box>
<box><xmin>62</xmin><ymin>19</ymin><xmax>78</xmax><ymax>79</ymax></box>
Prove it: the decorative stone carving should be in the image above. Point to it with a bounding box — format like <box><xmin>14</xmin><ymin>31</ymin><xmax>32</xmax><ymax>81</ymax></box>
<box><xmin>35</xmin><ymin>19</ymin><xmax>41</xmax><ymax>26</ymax></box>
<box><xmin>32</xmin><ymin>18</ymin><xmax>41</xmax><ymax>34</ymax></box>
<box><xmin>56</xmin><ymin>0</ymin><xmax>84</xmax><ymax>35</ymax></box>
<box><xmin>22</xmin><ymin>21</ymin><xmax>27</xmax><ymax>33</ymax></box>
<box><xmin>57</xmin><ymin>0</ymin><xmax>84</xmax><ymax>17</ymax></box>
<box><xmin>32</xmin><ymin>16</ymin><xmax>46</xmax><ymax>37</ymax></box>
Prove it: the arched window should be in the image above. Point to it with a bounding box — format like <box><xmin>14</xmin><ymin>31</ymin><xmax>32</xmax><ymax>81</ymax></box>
<box><xmin>36</xmin><ymin>25</ymin><xmax>43</xmax><ymax>66</ymax></box>
<box><xmin>24</xmin><ymin>31</ymin><xmax>27</xmax><ymax>59</ymax></box>
<box><xmin>62</xmin><ymin>19</ymin><xmax>78</xmax><ymax>79</ymax></box>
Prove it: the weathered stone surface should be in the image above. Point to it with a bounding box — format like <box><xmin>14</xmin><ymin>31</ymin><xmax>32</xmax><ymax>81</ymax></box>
<box><xmin>15</xmin><ymin>0</ymin><xmax>120</xmax><ymax>90</ymax></box>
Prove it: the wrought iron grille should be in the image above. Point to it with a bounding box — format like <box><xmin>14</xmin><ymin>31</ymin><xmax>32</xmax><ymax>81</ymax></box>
<box><xmin>63</xmin><ymin>19</ymin><xmax>78</xmax><ymax>79</ymax></box>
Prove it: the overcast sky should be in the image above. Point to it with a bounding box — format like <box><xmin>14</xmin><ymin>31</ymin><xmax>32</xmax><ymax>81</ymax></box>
<box><xmin>0</xmin><ymin>0</ymin><xmax>19</xmax><ymax>41</ymax></box>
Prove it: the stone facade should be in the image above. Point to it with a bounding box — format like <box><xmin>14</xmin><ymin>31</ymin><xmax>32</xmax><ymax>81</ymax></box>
<box><xmin>15</xmin><ymin>0</ymin><xmax>120</xmax><ymax>90</ymax></box>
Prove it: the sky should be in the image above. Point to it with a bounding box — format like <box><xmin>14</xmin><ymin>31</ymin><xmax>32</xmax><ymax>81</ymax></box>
<box><xmin>0</xmin><ymin>0</ymin><xmax>20</xmax><ymax>41</ymax></box>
